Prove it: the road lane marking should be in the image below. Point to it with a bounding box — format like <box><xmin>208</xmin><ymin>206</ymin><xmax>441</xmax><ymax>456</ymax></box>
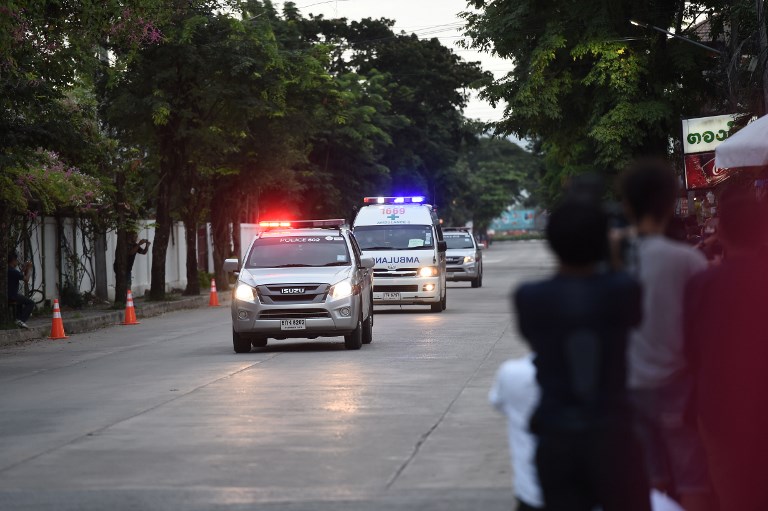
<box><xmin>0</xmin><ymin>353</ymin><xmax>282</xmax><ymax>476</ymax></box>
<box><xmin>385</xmin><ymin>320</ymin><xmax>513</xmax><ymax>490</ymax></box>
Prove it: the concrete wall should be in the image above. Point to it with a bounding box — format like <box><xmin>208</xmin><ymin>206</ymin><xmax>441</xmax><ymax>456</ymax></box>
<box><xmin>17</xmin><ymin>217</ymin><xmax>190</xmax><ymax>303</ymax></box>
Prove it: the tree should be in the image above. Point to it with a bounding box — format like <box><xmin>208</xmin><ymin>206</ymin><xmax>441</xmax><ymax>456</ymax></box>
<box><xmin>463</xmin><ymin>0</ymin><xmax>730</xmax><ymax>204</ymax></box>
<box><xmin>445</xmin><ymin>136</ymin><xmax>544</xmax><ymax>231</ymax></box>
<box><xmin>300</xmin><ymin>15</ymin><xmax>491</xmax><ymax>209</ymax></box>
<box><xmin>0</xmin><ymin>1</ymin><xmax>158</xmax><ymax>324</ymax></box>
<box><xmin>107</xmin><ymin>3</ymin><xmax>289</xmax><ymax>298</ymax></box>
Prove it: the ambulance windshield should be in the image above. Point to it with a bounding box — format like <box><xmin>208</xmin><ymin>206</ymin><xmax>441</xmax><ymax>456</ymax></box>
<box><xmin>354</xmin><ymin>225</ymin><xmax>435</xmax><ymax>250</ymax></box>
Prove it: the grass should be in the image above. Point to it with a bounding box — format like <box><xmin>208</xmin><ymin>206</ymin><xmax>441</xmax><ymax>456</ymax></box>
<box><xmin>492</xmin><ymin>232</ymin><xmax>545</xmax><ymax>242</ymax></box>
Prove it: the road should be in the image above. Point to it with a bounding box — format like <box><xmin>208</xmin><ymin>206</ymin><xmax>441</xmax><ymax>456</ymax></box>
<box><xmin>0</xmin><ymin>241</ymin><xmax>555</xmax><ymax>511</ymax></box>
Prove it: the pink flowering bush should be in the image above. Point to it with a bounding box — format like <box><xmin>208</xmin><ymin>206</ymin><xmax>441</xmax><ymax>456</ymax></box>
<box><xmin>110</xmin><ymin>9</ymin><xmax>163</xmax><ymax>48</ymax></box>
<box><xmin>12</xmin><ymin>150</ymin><xmax>105</xmax><ymax>215</ymax></box>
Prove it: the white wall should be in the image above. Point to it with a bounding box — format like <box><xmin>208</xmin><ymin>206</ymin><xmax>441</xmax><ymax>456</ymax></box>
<box><xmin>19</xmin><ymin>217</ymin><xmax>189</xmax><ymax>303</ymax></box>
<box><xmin>104</xmin><ymin>220</ymin><xmax>188</xmax><ymax>301</ymax></box>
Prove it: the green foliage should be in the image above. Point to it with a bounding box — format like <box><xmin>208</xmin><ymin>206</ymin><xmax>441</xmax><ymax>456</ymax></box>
<box><xmin>462</xmin><ymin>0</ymin><xmax>741</xmax><ymax>204</ymax></box>
<box><xmin>300</xmin><ymin>15</ymin><xmax>490</xmax><ymax>210</ymax></box>
<box><xmin>492</xmin><ymin>233</ymin><xmax>545</xmax><ymax>242</ymax></box>
<box><xmin>1</xmin><ymin>0</ymin><xmax>538</xmax><ymax>310</ymax></box>
<box><xmin>198</xmin><ymin>270</ymin><xmax>212</xmax><ymax>289</ymax></box>
<box><xmin>14</xmin><ymin>152</ymin><xmax>105</xmax><ymax>215</ymax></box>
<box><xmin>446</xmin><ymin>136</ymin><xmax>544</xmax><ymax>230</ymax></box>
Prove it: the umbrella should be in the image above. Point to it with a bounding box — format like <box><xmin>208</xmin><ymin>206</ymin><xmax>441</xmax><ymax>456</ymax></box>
<box><xmin>715</xmin><ymin>114</ymin><xmax>768</xmax><ymax>169</ymax></box>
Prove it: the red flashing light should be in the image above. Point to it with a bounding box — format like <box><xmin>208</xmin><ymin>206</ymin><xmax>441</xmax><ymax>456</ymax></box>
<box><xmin>259</xmin><ymin>219</ymin><xmax>345</xmax><ymax>230</ymax></box>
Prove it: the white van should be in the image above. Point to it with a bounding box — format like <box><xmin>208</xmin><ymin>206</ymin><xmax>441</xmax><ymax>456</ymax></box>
<box><xmin>353</xmin><ymin>197</ymin><xmax>447</xmax><ymax>312</ymax></box>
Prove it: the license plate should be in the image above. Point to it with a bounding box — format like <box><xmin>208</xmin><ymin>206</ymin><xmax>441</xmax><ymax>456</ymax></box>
<box><xmin>280</xmin><ymin>319</ymin><xmax>306</xmax><ymax>331</ymax></box>
<box><xmin>381</xmin><ymin>292</ymin><xmax>401</xmax><ymax>301</ymax></box>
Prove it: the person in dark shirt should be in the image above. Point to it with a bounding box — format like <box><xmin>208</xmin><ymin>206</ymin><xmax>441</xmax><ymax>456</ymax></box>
<box><xmin>114</xmin><ymin>231</ymin><xmax>150</xmax><ymax>287</ymax></box>
<box><xmin>515</xmin><ymin>201</ymin><xmax>649</xmax><ymax>511</ymax></box>
<box><xmin>685</xmin><ymin>186</ymin><xmax>768</xmax><ymax>511</ymax></box>
<box><xmin>7</xmin><ymin>252</ymin><xmax>35</xmax><ymax>328</ymax></box>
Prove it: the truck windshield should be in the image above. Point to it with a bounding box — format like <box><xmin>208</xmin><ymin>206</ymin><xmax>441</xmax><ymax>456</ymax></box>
<box><xmin>444</xmin><ymin>233</ymin><xmax>475</xmax><ymax>249</ymax></box>
<box><xmin>246</xmin><ymin>237</ymin><xmax>351</xmax><ymax>268</ymax></box>
<box><xmin>354</xmin><ymin>225</ymin><xmax>435</xmax><ymax>250</ymax></box>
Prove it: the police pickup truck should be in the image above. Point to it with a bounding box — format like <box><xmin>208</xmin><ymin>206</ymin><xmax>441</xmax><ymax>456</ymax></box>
<box><xmin>223</xmin><ymin>219</ymin><xmax>375</xmax><ymax>352</ymax></box>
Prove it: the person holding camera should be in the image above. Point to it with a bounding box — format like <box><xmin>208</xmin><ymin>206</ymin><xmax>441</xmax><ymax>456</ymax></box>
<box><xmin>7</xmin><ymin>252</ymin><xmax>35</xmax><ymax>329</ymax></box>
<box><xmin>115</xmin><ymin>231</ymin><xmax>150</xmax><ymax>288</ymax></box>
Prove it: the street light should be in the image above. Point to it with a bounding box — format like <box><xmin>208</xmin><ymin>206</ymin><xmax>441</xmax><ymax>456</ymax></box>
<box><xmin>630</xmin><ymin>19</ymin><xmax>724</xmax><ymax>55</ymax></box>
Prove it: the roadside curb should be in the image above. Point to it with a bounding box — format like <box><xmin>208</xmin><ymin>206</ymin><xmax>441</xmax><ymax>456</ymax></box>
<box><xmin>0</xmin><ymin>294</ymin><xmax>229</xmax><ymax>347</ymax></box>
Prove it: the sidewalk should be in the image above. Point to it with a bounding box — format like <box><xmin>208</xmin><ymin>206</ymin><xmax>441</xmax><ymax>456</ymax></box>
<box><xmin>0</xmin><ymin>290</ymin><xmax>230</xmax><ymax>347</ymax></box>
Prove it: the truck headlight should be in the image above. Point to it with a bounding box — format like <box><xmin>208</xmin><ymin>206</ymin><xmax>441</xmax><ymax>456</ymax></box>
<box><xmin>464</xmin><ymin>256</ymin><xmax>475</xmax><ymax>263</ymax></box>
<box><xmin>329</xmin><ymin>280</ymin><xmax>353</xmax><ymax>300</ymax></box>
<box><xmin>418</xmin><ymin>266</ymin><xmax>438</xmax><ymax>277</ymax></box>
<box><xmin>235</xmin><ymin>283</ymin><xmax>257</xmax><ymax>303</ymax></box>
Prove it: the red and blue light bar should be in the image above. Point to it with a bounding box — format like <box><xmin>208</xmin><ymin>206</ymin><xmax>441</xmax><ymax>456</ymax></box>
<box><xmin>259</xmin><ymin>219</ymin><xmax>345</xmax><ymax>229</ymax></box>
<box><xmin>363</xmin><ymin>196</ymin><xmax>426</xmax><ymax>205</ymax></box>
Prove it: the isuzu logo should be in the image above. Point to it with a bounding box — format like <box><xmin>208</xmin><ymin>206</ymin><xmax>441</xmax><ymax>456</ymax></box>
<box><xmin>281</xmin><ymin>288</ymin><xmax>305</xmax><ymax>295</ymax></box>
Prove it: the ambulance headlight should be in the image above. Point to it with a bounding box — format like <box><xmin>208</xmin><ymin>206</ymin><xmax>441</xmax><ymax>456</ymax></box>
<box><xmin>464</xmin><ymin>256</ymin><xmax>475</xmax><ymax>263</ymax></box>
<box><xmin>418</xmin><ymin>267</ymin><xmax>439</xmax><ymax>277</ymax></box>
<box><xmin>330</xmin><ymin>280</ymin><xmax>353</xmax><ymax>300</ymax></box>
<box><xmin>235</xmin><ymin>283</ymin><xmax>257</xmax><ymax>303</ymax></box>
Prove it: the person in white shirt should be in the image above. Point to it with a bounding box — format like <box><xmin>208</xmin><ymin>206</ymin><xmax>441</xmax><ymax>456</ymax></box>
<box><xmin>490</xmin><ymin>354</ymin><xmax>545</xmax><ymax>511</ymax></box>
<box><xmin>490</xmin><ymin>354</ymin><xmax>686</xmax><ymax>511</ymax></box>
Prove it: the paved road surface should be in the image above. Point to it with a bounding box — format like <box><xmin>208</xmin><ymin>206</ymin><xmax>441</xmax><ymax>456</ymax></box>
<box><xmin>0</xmin><ymin>241</ymin><xmax>555</xmax><ymax>511</ymax></box>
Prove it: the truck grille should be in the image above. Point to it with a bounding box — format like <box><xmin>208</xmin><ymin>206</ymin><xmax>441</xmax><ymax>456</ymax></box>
<box><xmin>446</xmin><ymin>257</ymin><xmax>464</xmax><ymax>265</ymax></box>
<box><xmin>374</xmin><ymin>285</ymin><xmax>419</xmax><ymax>293</ymax></box>
<box><xmin>259</xmin><ymin>309</ymin><xmax>331</xmax><ymax>320</ymax></box>
<box><xmin>258</xmin><ymin>284</ymin><xmax>330</xmax><ymax>304</ymax></box>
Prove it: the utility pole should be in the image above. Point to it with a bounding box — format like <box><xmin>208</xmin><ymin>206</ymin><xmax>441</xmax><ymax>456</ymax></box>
<box><xmin>758</xmin><ymin>0</ymin><xmax>768</xmax><ymax>114</ymax></box>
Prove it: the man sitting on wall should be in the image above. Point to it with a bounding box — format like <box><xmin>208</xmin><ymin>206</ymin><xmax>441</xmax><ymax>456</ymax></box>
<box><xmin>7</xmin><ymin>252</ymin><xmax>35</xmax><ymax>329</ymax></box>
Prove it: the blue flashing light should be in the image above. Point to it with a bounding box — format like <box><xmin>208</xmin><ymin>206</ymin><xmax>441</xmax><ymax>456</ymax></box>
<box><xmin>364</xmin><ymin>196</ymin><xmax>428</xmax><ymax>205</ymax></box>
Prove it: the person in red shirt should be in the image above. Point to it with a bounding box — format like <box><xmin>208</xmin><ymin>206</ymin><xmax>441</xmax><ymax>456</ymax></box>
<box><xmin>685</xmin><ymin>185</ymin><xmax>768</xmax><ymax>510</ymax></box>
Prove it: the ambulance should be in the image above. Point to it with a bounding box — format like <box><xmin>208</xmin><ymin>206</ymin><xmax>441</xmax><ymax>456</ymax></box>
<box><xmin>353</xmin><ymin>197</ymin><xmax>447</xmax><ymax>312</ymax></box>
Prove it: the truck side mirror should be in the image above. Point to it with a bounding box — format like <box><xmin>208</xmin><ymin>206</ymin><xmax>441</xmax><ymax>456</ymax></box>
<box><xmin>437</xmin><ymin>241</ymin><xmax>447</xmax><ymax>253</ymax></box>
<box><xmin>223</xmin><ymin>258</ymin><xmax>240</xmax><ymax>273</ymax></box>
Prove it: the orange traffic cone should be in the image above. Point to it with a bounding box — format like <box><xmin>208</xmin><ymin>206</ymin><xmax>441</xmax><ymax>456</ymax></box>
<box><xmin>121</xmin><ymin>290</ymin><xmax>140</xmax><ymax>325</ymax></box>
<box><xmin>49</xmin><ymin>299</ymin><xmax>69</xmax><ymax>339</ymax></box>
<box><xmin>209</xmin><ymin>278</ymin><xmax>220</xmax><ymax>307</ymax></box>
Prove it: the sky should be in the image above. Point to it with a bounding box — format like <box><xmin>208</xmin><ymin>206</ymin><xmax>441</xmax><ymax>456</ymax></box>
<box><xmin>273</xmin><ymin>0</ymin><xmax>512</xmax><ymax>123</ymax></box>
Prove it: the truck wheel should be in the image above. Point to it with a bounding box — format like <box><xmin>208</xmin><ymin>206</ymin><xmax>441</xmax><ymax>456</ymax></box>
<box><xmin>251</xmin><ymin>337</ymin><xmax>268</xmax><ymax>348</ymax></box>
<box><xmin>344</xmin><ymin>316</ymin><xmax>363</xmax><ymax>350</ymax></box>
<box><xmin>362</xmin><ymin>312</ymin><xmax>373</xmax><ymax>344</ymax></box>
<box><xmin>232</xmin><ymin>330</ymin><xmax>251</xmax><ymax>353</ymax></box>
<box><xmin>431</xmin><ymin>299</ymin><xmax>444</xmax><ymax>313</ymax></box>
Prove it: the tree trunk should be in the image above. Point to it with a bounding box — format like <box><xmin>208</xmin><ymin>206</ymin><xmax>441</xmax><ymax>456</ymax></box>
<box><xmin>150</xmin><ymin>173</ymin><xmax>172</xmax><ymax>301</ymax></box>
<box><xmin>0</xmin><ymin>204</ymin><xmax>12</xmax><ymax>326</ymax></box>
<box><xmin>232</xmin><ymin>220</ymin><xmax>241</xmax><ymax>264</ymax></box>
<box><xmin>114</xmin><ymin>227</ymin><xmax>128</xmax><ymax>303</ymax></box>
<box><xmin>113</xmin><ymin>169</ymin><xmax>128</xmax><ymax>303</ymax></box>
<box><xmin>210</xmin><ymin>186</ymin><xmax>232</xmax><ymax>291</ymax></box>
<box><xmin>232</xmin><ymin>193</ymin><xmax>242</xmax><ymax>266</ymax></box>
<box><xmin>183</xmin><ymin>216</ymin><xmax>200</xmax><ymax>295</ymax></box>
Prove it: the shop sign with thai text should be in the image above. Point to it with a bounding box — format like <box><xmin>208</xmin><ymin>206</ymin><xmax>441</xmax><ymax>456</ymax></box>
<box><xmin>682</xmin><ymin>114</ymin><xmax>737</xmax><ymax>154</ymax></box>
